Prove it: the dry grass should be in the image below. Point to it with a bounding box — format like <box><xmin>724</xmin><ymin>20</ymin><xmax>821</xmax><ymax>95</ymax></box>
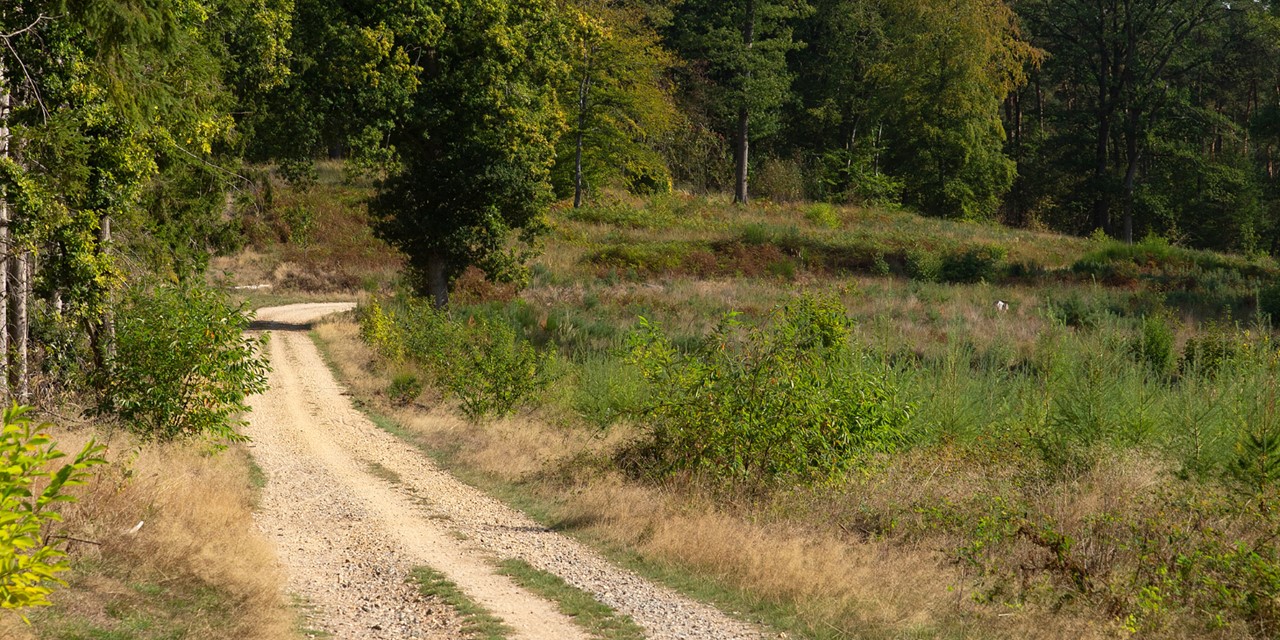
<box><xmin>7</xmin><ymin>428</ymin><xmax>295</xmax><ymax>640</ymax></box>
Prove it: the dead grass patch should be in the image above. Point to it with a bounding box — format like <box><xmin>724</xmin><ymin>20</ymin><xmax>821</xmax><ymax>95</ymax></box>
<box><xmin>15</xmin><ymin>430</ymin><xmax>294</xmax><ymax>640</ymax></box>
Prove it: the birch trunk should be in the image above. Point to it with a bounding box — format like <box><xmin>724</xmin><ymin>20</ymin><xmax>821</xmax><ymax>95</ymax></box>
<box><xmin>0</xmin><ymin>61</ymin><xmax>9</xmax><ymax>401</ymax></box>
<box><xmin>733</xmin><ymin>0</ymin><xmax>755</xmax><ymax>205</ymax></box>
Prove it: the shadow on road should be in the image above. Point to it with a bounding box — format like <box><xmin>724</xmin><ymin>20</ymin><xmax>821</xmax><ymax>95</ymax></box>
<box><xmin>249</xmin><ymin>320</ymin><xmax>314</xmax><ymax>332</ymax></box>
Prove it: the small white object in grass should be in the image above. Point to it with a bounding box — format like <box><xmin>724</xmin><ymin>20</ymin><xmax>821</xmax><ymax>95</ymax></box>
<box><xmin>995</xmin><ymin>300</ymin><xmax>1009</xmax><ymax>312</ymax></box>
<box><xmin>126</xmin><ymin>520</ymin><xmax>145</xmax><ymax>535</ymax></box>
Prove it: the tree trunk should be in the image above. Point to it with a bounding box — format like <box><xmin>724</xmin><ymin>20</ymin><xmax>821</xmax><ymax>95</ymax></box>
<box><xmin>1092</xmin><ymin>106</ymin><xmax>1112</xmax><ymax>235</ymax></box>
<box><xmin>425</xmin><ymin>252</ymin><xmax>448</xmax><ymax>309</ymax></box>
<box><xmin>1121</xmin><ymin>111</ymin><xmax>1141</xmax><ymax>244</ymax></box>
<box><xmin>734</xmin><ymin>0</ymin><xmax>756</xmax><ymax>205</ymax></box>
<box><xmin>11</xmin><ymin>249</ymin><xmax>27</xmax><ymax>402</ymax></box>
<box><xmin>0</xmin><ymin>62</ymin><xmax>9</xmax><ymax>402</ymax></box>
<box><xmin>734</xmin><ymin>106</ymin><xmax>749</xmax><ymax>204</ymax></box>
<box><xmin>100</xmin><ymin>215</ymin><xmax>115</xmax><ymax>362</ymax></box>
<box><xmin>573</xmin><ymin>50</ymin><xmax>592</xmax><ymax>209</ymax></box>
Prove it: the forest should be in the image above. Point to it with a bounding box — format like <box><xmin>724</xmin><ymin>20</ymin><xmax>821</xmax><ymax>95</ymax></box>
<box><xmin>3</xmin><ymin>0</ymin><xmax>1280</xmax><ymax>638</ymax></box>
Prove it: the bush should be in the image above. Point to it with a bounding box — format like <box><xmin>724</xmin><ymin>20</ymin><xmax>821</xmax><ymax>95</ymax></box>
<box><xmin>388</xmin><ymin>373</ymin><xmax>423</xmax><ymax>405</ymax></box>
<box><xmin>1260</xmin><ymin>283</ymin><xmax>1280</xmax><ymax>322</ymax></box>
<box><xmin>359</xmin><ymin>296</ymin><xmax>558</xmax><ymax>420</ymax></box>
<box><xmin>626</xmin><ymin>295</ymin><xmax>913</xmax><ymax>481</ymax></box>
<box><xmin>939</xmin><ymin>245</ymin><xmax>1007</xmax><ymax>284</ymax></box>
<box><xmin>1131</xmin><ymin>314</ymin><xmax>1176</xmax><ymax>376</ymax></box>
<box><xmin>753</xmin><ymin>157</ymin><xmax>807</xmax><ymax>202</ymax></box>
<box><xmin>448</xmin><ymin>316</ymin><xmax>558</xmax><ymax>420</ymax></box>
<box><xmin>1</xmin><ymin>405</ymin><xmax>105</xmax><ymax>614</ymax></box>
<box><xmin>804</xmin><ymin>203</ymin><xmax>842</xmax><ymax>229</ymax></box>
<box><xmin>1181</xmin><ymin>322</ymin><xmax>1243</xmax><ymax>377</ymax></box>
<box><xmin>100</xmin><ymin>284</ymin><xmax>270</xmax><ymax>443</ymax></box>
<box><xmin>907</xmin><ymin>249</ymin><xmax>942</xmax><ymax>282</ymax></box>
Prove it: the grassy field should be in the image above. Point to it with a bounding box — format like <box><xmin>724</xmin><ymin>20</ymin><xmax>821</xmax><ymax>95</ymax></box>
<box><xmin>242</xmin><ymin>167</ymin><xmax>1280</xmax><ymax>638</ymax></box>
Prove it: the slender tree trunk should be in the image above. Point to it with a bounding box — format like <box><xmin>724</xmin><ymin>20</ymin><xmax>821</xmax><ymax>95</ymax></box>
<box><xmin>0</xmin><ymin>62</ymin><xmax>9</xmax><ymax>402</ymax></box>
<box><xmin>1093</xmin><ymin>110</ymin><xmax>1112</xmax><ymax>234</ymax></box>
<box><xmin>734</xmin><ymin>0</ymin><xmax>756</xmax><ymax>205</ymax></box>
<box><xmin>734</xmin><ymin>106</ymin><xmax>749</xmax><ymax>204</ymax></box>
<box><xmin>1121</xmin><ymin>110</ymin><xmax>1141</xmax><ymax>244</ymax></box>
<box><xmin>11</xmin><ymin>249</ymin><xmax>26</xmax><ymax>402</ymax></box>
<box><xmin>573</xmin><ymin>49</ymin><xmax>593</xmax><ymax>209</ymax></box>
<box><xmin>425</xmin><ymin>252</ymin><xmax>448</xmax><ymax>309</ymax></box>
<box><xmin>100</xmin><ymin>215</ymin><xmax>114</xmax><ymax>362</ymax></box>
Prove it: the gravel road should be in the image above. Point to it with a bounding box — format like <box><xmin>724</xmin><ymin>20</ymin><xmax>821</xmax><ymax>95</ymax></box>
<box><xmin>245</xmin><ymin>303</ymin><xmax>767</xmax><ymax>640</ymax></box>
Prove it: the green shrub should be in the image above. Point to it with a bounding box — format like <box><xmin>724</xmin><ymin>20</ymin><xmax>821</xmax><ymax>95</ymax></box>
<box><xmin>2</xmin><ymin>405</ymin><xmax>105</xmax><ymax>615</ymax></box>
<box><xmin>1046</xmin><ymin>293</ymin><xmax>1106</xmax><ymax>329</ymax></box>
<box><xmin>753</xmin><ymin>157</ymin><xmax>807</xmax><ymax>202</ymax></box>
<box><xmin>939</xmin><ymin>245</ymin><xmax>1007</xmax><ymax>284</ymax></box>
<box><xmin>804</xmin><ymin>203</ymin><xmax>841</xmax><ymax>229</ymax></box>
<box><xmin>447</xmin><ymin>315</ymin><xmax>559</xmax><ymax>420</ymax></box>
<box><xmin>361</xmin><ymin>296</ymin><xmax>558</xmax><ymax>420</ymax></box>
<box><xmin>1259</xmin><ymin>283</ymin><xmax>1280</xmax><ymax>322</ymax></box>
<box><xmin>626</xmin><ymin>295</ymin><xmax>913</xmax><ymax>481</ymax></box>
<box><xmin>100</xmin><ymin>284</ymin><xmax>271</xmax><ymax>443</ymax></box>
<box><xmin>1181</xmin><ymin>322</ymin><xmax>1242</xmax><ymax>377</ymax></box>
<box><xmin>906</xmin><ymin>249</ymin><xmax>942</xmax><ymax>282</ymax></box>
<box><xmin>1131</xmin><ymin>314</ymin><xmax>1176</xmax><ymax>376</ymax></box>
<box><xmin>388</xmin><ymin>373</ymin><xmax>423</xmax><ymax>405</ymax></box>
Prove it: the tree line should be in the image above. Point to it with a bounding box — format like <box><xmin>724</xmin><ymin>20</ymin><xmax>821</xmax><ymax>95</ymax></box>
<box><xmin>3</xmin><ymin>0</ymin><xmax>1280</xmax><ymax>335</ymax></box>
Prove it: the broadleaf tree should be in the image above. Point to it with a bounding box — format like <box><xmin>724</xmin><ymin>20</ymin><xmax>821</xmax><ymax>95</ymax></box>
<box><xmin>556</xmin><ymin>0</ymin><xmax>678</xmax><ymax>207</ymax></box>
<box><xmin>371</xmin><ymin>0</ymin><xmax>572</xmax><ymax>308</ymax></box>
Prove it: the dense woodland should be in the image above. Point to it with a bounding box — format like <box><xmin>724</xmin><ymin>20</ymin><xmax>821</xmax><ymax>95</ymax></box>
<box><xmin>2</xmin><ymin>0</ymin><xmax>1279</xmax><ymax>318</ymax></box>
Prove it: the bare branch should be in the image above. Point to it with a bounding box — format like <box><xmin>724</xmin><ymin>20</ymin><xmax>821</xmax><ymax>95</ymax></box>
<box><xmin>0</xmin><ymin>14</ymin><xmax>55</xmax><ymax>40</ymax></box>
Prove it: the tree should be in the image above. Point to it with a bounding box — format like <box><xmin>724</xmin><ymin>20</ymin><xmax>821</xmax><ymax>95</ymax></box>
<box><xmin>1</xmin><ymin>0</ymin><xmax>287</xmax><ymax>398</ymax></box>
<box><xmin>1019</xmin><ymin>0</ymin><xmax>1228</xmax><ymax>241</ymax></box>
<box><xmin>870</xmin><ymin>0</ymin><xmax>1038</xmax><ymax>219</ymax></box>
<box><xmin>371</xmin><ymin>0</ymin><xmax>570</xmax><ymax>308</ymax></box>
<box><xmin>556</xmin><ymin>0</ymin><xmax>678</xmax><ymax>207</ymax></box>
<box><xmin>668</xmin><ymin>0</ymin><xmax>810</xmax><ymax>203</ymax></box>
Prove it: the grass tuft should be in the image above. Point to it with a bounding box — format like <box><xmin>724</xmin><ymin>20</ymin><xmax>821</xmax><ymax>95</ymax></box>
<box><xmin>496</xmin><ymin>558</ymin><xmax>645</xmax><ymax>640</ymax></box>
<box><xmin>410</xmin><ymin>567</ymin><xmax>512</xmax><ymax>640</ymax></box>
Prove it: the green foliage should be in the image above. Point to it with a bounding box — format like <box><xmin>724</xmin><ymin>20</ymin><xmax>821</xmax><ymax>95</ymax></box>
<box><xmin>359</xmin><ymin>296</ymin><xmax>558</xmax><ymax>420</ymax></box>
<box><xmin>1181</xmin><ymin>322</ymin><xmax>1243</xmax><ymax>378</ymax></box>
<box><xmin>869</xmin><ymin>0</ymin><xmax>1035</xmax><ymax>219</ymax></box>
<box><xmin>1</xmin><ymin>405</ymin><xmax>105</xmax><ymax>614</ymax></box>
<box><xmin>803</xmin><ymin>202</ymin><xmax>841</xmax><ymax>229</ymax></box>
<box><xmin>1131</xmin><ymin>314</ymin><xmax>1176</xmax><ymax>376</ymax></box>
<box><xmin>371</xmin><ymin>0</ymin><xmax>572</xmax><ymax>306</ymax></box>
<box><xmin>938</xmin><ymin>245</ymin><xmax>1007</xmax><ymax>283</ymax></box>
<box><xmin>100</xmin><ymin>284</ymin><xmax>270</xmax><ymax>443</ymax></box>
<box><xmin>388</xmin><ymin>373</ymin><xmax>423</xmax><ymax>405</ymax></box>
<box><xmin>553</xmin><ymin>0</ymin><xmax>678</xmax><ymax>204</ymax></box>
<box><xmin>626</xmin><ymin>295</ymin><xmax>913</xmax><ymax>481</ymax></box>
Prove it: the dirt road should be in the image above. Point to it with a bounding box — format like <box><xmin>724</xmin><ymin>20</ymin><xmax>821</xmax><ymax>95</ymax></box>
<box><xmin>245</xmin><ymin>303</ymin><xmax>765</xmax><ymax>640</ymax></box>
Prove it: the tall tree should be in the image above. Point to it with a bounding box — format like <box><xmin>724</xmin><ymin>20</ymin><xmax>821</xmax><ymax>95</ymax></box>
<box><xmin>556</xmin><ymin>0</ymin><xmax>678</xmax><ymax>207</ymax></box>
<box><xmin>871</xmin><ymin>0</ymin><xmax>1038</xmax><ymax>219</ymax></box>
<box><xmin>669</xmin><ymin>0</ymin><xmax>810</xmax><ymax>203</ymax></box>
<box><xmin>1020</xmin><ymin>0</ymin><xmax>1227</xmax><ymax>241</ymax></box>
<box><xmin>371</xmin><ymin>0</ymin><xmax>570</xmax><ymax>308</ymax></box>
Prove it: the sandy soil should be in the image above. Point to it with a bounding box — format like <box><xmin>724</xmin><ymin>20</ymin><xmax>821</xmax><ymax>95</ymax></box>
<box><xmin>244</xmin><ymin>303</ymin><xmax>765</xmax><ymax>640</ymax></box>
